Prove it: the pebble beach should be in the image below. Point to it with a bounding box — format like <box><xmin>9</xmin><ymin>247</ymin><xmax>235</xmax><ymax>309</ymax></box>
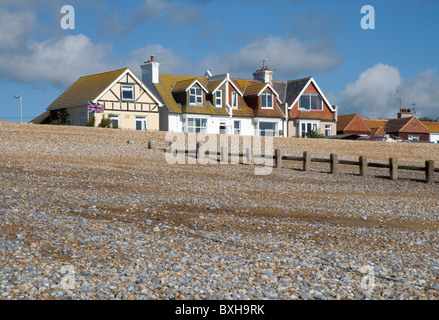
<box><xmin>1</xmin><ymin>121</ymin><xmax>439</xmax><ymax>300</ymax></box>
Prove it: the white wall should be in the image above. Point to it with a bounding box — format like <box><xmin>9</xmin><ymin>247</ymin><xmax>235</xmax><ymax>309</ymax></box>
<box><xmin>430</xmin><ymin>133</ymin><xmax>439</xmax><ymax>143</ymax></box>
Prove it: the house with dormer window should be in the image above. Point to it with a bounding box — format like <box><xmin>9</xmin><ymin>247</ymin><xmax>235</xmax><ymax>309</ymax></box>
<box><xmin>141</xmin><ymin>56</ymin><xmax>335</xmax><ymax>137</ymax></box>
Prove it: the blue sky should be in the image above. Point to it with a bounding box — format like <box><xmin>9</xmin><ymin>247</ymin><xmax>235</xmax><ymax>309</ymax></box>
<box><xmin>1</xmin><ymin>0</ymin><xmax>439</xmax><ymax>122</ymax></box>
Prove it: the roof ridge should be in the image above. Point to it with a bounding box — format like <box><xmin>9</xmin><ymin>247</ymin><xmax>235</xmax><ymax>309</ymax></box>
<box><xmin>79</xmin><ymin>67</ymin><xmax>128</xmax><ymax>79</ymax></box>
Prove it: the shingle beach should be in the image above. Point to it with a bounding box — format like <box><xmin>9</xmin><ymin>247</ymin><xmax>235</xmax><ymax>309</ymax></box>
<box><xmin>1</xmin><ymin>122</ymin><xmax>438</xmax><ymax>300</ymax></box>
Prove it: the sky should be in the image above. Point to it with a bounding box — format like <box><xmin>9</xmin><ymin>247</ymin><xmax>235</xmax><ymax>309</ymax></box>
<box><xmin>1</xmin><ymin>0</ymin><xmax>439</xmax><ymax>122</ymax></box>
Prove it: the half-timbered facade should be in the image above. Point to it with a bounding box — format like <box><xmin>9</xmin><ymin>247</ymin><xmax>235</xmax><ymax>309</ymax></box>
<box><xmin>38</xmin><ymin>68</ymin><xmax>162</xmax><ymax>131</ymax></box>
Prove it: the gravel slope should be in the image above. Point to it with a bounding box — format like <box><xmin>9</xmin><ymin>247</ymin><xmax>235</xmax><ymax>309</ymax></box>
<box><xmin>1</xmin><ymin>122</ymin><xmax>438</xmax><ymax>300</ymax></box>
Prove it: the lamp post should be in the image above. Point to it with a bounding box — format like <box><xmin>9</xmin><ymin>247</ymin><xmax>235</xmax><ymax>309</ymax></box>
<box><xmin>14</xmin><ymin>95</ymin><xmax>22</xmax><ymax>123</ymax></box>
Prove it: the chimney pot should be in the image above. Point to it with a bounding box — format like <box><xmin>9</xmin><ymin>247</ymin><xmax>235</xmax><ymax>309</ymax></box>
<box><xmin>150</xmin><ymin>55</ymin><xmax>155</xmax><ymax>62</ymax></box>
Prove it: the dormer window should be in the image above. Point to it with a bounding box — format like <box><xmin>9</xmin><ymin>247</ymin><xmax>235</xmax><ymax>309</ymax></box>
<box><xmin>231</xmin><ymin>91</ymin><xmax>238</xmax><ymax>109</ymax></box>
<box><xmin>121</xmin><ymin>85</ymin><xmax>134</xmax><ymax>101</ymax></box>
<box><xmin>215</xmin><ymin>91</ymin><xmax>222</xmax><ymax>107</ymax></box>
<box><xmin>189</xmin><ymin>87</ymin><xmax>203</xmax><ymax>105</ymax></box>
<box><xmin>261</xmin><ymin>92</ymin><xmax>273</xmax><ymax>109</ymax></box>
<box><xmin>300</xmin><ymin>93</ymin><xmax>323</xmax><ymax>111</ymax></box>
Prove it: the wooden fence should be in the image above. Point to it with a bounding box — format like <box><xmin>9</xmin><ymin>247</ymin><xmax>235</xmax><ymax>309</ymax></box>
<box><xmin>149</xmin><ymin>140</ymin><xmax>438</xmax><ymax>183</ymax></box>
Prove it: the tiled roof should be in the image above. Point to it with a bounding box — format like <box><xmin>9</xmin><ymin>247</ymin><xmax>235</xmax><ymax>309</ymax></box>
<box><xmin>243</xmin><ymin>83</ymin><xmax>269</xmax><ymax>96</ymax></box>
<box><xmin>337</xmin><ymin>114</ymin><xmax>371</xmax><ymax>134</ymax></box>
<box><xmin>363</xmin><ymin>119</ymin><xmax>389</xmax><ymax>130</ymax></box>
<box><xmin>422</xmin><ymin>121</ymin><xmax>439</xmax><ymax>133</ymax></box>
<box><xmin>155</xmin><ymin>73</ymin><xmax>231</xmax><ymax>116</ymax></box>
<box><xmin>172</xmin><ymin>78</ymin><xmax>201</xmax><ymax>93</ymax></box>
<box><xmin>284</xmin><ymin>77</ymin><xmax>312</xmax><ymax>105</ymax></box>
<box><xmin>47</xmin><ymin>68</ymin><xmax>129</xmax><ymax>110</ymax></box>
<box><xmin>337</xmin><ymin>114</ymin><xmax>357</xmax><ymax>132</ymax></box>
<box><xmin>384</xmin><ymin>117</ymin><xmax>413</xmax><ymax>133</ymax></box>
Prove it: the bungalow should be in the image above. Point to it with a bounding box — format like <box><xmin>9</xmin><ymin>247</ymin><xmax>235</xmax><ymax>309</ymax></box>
<box><xmin>384</xmin><ymin>116</ymin><xmax>430</xmax><ymax>141</ymax></box>
<box><xmin>337</xmin><ymin>114</ymin><xmax>372</xmax><ymax>136</ymax></box>
<box><xmin>141</xmin><ymin>56</ymin><xmax>336</xmax><ymax>138</ymax></box>
<box><xmin>363</xmin><ymin>109</ymin><xmax>430</xmax><ymax>141</ymax></box>
<box><xmin>32</xmin><ymin>67</ymin><xmax>162</xmax><ymax>131</ymax></box>
<box><xmin>421</xmin><ymin>121</ymin><xmax>439</xmax><ymax>143</ymax></box>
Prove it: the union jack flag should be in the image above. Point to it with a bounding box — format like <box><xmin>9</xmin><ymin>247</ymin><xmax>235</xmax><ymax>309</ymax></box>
<box><xmin>88</xmin><ymin>101</ymin><xmax>104</xmax><ymax>113</ymax></box>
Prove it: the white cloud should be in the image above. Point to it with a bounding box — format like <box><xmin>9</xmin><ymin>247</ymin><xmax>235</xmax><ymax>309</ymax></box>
<box><xmin>200</xmin><ymin>36</ymin><xmax>342</xmax><ymax>79</ymax></box>
<box><xmin>0</xmin><ymin>35</ymin><xmax>113</xmax><ymax>87</ymax></box>
<box><xmin>335</xmin><ymin>64</ymin><xmax>439</xmax><ymax>119</ymax></box>
<box><xmin>398</xmin><ymin>69</ymin><xmax>439</xmax><ymax>118</ymax></box>
<box><xmin>336</xmin><ymin>63</ymin><xmax>403</xmax><ymax>118</ymax></box>
<box><xmin>0</xmin><ymin>9</ymin><xmax>36</xmax><ymax>51</ymax></box>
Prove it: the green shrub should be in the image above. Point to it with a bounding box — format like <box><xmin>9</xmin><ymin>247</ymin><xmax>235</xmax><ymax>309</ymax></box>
<box><xmin>86</xmin><ymin>116</ymin><xmax>96</xmax><ymax>127</ymax></box>
<box><xmin>306</xmin><ymin>128</ymin><xmax>325</xmax><ymax>139</ymax></box>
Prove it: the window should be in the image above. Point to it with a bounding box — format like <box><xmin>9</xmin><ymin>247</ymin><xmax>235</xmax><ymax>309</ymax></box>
<box><xmin>300</xmin><ymin>94</ymin><xmax>323</xmax><ymax>111</ymax></box>
<box><xmin>121</xmin><ymin>85</ymin><xmax>134</xmax><ymax>101</ymax></box>
<box><xmin>231</xmin><ymin>92</ymin><xmax>238</xmax><ymax>109</ymax></box>
<box><xmin>408</xmin><ymin>135</ymin><xmax>420</xmax><ymax>141</ymax></box>
<box><xmin>109</xmin><ymin>114</ymin><xmax>119</xmax><ymax>128</ymax></box>
<box><xmin>259</xmin><ymin>122</ymin><xmax>277</xmax><ymax>136</ymax></box>
<box><xmin>135</xmin><ymin>116</ymin><xmax>147</xmax><ymax>131</ymax></box>
<box><xmin>78</xmin><ymin>113</ymin><xmax>86</xmax><ymax>126</ymax></box>
<box><xmin>234</xmin><ymin>121</ymin><xmax>241</xmax><ymax>135</ymax></box>
<box><xmin>215</xmin><ymin>91</ymin><xmax>222</xmax><ymax>107</ymax></box>
<box><xmin>300</xmin><ymin>122</ymin><xmax>318</xmax><ymax>137</ymax></box>
<box><xmin>261</xmin><ymin>92</ymin><xmax>273</xmax><ymax>109</ymax></box>
<box><xmin>325</xmin><ymin>124</ymin><xmax>332</xmax><ymax>137</ymax></box>
<box><xmin>189</xmin><ymin>87</ymin><xmax>203</xmax><ymax>105</ymax></box>
<box><xmin>187</xmin><ymin>118</ymin><xmax>207</xmax><ymax>133</ymax></box>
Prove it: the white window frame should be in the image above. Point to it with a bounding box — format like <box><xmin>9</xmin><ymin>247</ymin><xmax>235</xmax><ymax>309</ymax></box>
<box><xmin>234</xmin><ymin>120</ymin><xmax>241</xmax><ymax>135</ymax></box>
<box><xmin>300</xmin><ymin>93</ymin><xmax>323</xmax><ymax>111</ymax></box>
<box><xmin>135</xmin><ymin>116</ymin><xmax>147</xmax><ymax>131</ymax></box>
<box><xmin>186</xmin><ymin>117</ymin><xmax>207</xmax><ymax>133</ymax></box>
<box><xmin>189</xmin><ymin>87</ymin><xmax>203</xmax><ymax>105</ymax></box>
<box><xmin>259</xmin><ymin>121</ymin><xmax>277</xmax><ymax>137</ymax></box>
<box><xmin>298</xmin><ymin>121</ymin><xmax>319</xmax><ymax>137</ymax></box>
<box><xmin>215</xmin><ymin>91</ymin><xmax>222</xmax><ymax>107</ymax></box>
<box><xmin>408</xmin><ymin>135</ymin><xmax>420</xmax><ymax>141</ymax></box>
<box><xmin>121</xmin><ymin>84</ymin><xmax>135</xmax><ymax>101</ymax></box>
<box><xmin>231</xmin><ymin>91</ymin><xmax>239</xmax><ymax>109</ymax></box>
<box><xmin>261</xmin><ymin>92</ymin><xmax>273</xmax><ymax>109</ymax></box>
<box><xmin>325</xmin><ymin>124</ymin><xmax>332</xmax><ymax>137</ymax></box>
<box><xmin>109</xmin><ymin>114</ymin><xmax>119</xmax><ymax>128</ymax></box>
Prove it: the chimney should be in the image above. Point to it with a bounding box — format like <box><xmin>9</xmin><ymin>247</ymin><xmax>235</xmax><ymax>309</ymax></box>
<box><xmin>397</xmin><ymin>108</ymin><xmax>413</xmax><ymax>118</ymax></box>
<box><xmin>141</xmin><ymin>55</ymin><xmax>160</xmax><ymax>84</ymax></box>
<box><xmin>253</xmin><ymin>66</ymin><xmax>273</xmax><ymax>85</ymax></box>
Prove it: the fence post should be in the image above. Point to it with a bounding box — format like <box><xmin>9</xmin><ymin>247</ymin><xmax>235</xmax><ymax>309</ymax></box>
<box><xmin>148</xmin><ymin>140</ymin><xmax>155</xmax><ymax>150</ymax></box>
<box><xmin>389</xmin><ymin>158</ymin><xmax>398</xmax><ymax>181</ymax></box>
<box><xmin>425</xmin><ymin>160</ymin><xmax>434</xmax><ymax>183</ymax></box>
<box><xmin>330</xmin><ymin>153</ymin><xmax>339</xmax><ymax>174</ymax></box>
<box><xmin>359</xmin><ymin>156</ymin><xmax>368</xmax><ymax>177</ymax></box>
<box><xmin>245</xmin><ymin>147</ymin><xmax>253</xmax><ymax>165</ymax></box>
<box><xmin>275</xmin><ymin>149</ymin><xmax>283</xmax><ymax>169</ymax></box>
<box><xmin>303</xmin><ymin>151</ymin><xmax>311</xmax><ymax>172</ymax></box>
<box><xmin>220</xmin><ymin>145</ymin><xmax>228</xmax><ymax>164</ymax></box>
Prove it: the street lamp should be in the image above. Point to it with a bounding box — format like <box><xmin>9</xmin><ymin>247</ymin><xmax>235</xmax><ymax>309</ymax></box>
<box><xmin>14</xmin><ymin>95</ymin><xmax>22</xmax><ymax>123</ymax></box>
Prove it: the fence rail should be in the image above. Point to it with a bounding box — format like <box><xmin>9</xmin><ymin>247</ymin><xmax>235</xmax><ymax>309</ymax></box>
<box><xmin>149</xmin><ymin>140</ymin><xmax>437</xmax><ymax>183</ymax></box>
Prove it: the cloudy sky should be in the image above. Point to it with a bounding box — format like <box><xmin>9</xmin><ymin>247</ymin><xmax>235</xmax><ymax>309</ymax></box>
<box><xmin>1</xmin><ymin>0</ymin><xmax>439</xmax><ymax>121</ymax></box>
